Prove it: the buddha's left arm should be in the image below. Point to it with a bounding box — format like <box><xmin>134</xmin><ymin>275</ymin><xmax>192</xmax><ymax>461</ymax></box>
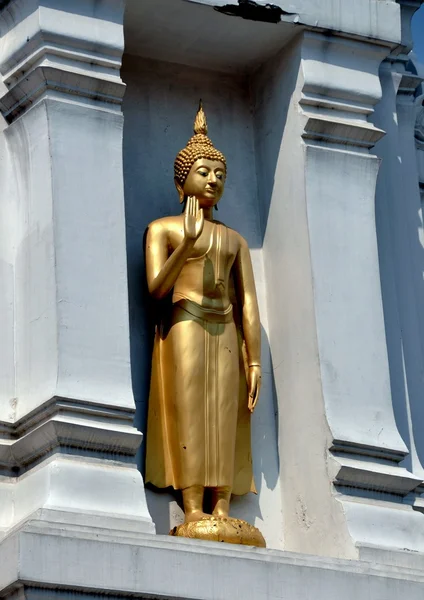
<box><xmin>234</xmin><ymin>237</ymin><xmax>261</xmax><ymax>411</ymax></box>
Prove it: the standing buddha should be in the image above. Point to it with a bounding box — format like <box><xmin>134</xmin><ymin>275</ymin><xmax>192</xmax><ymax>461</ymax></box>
<box><xmin>145</xmin><ymin>103</ymin><xmax>265</xmax><ymax>547</ymax></box>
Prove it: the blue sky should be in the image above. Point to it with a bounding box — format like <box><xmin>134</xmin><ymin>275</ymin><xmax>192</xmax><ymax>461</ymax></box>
<box><xmin>413</xmin><ymin>6</ymin><xmax>424</xmax><ymax>63</ymax></box>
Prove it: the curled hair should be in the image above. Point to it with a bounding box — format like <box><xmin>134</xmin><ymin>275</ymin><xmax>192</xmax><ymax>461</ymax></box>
<box><xmin>174</xmin><ymin>103</ymin><xmax>227</xmax><ymax>186</ymax></box>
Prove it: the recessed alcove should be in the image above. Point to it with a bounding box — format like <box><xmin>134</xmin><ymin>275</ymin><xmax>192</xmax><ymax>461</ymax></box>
<box><xmin>122</xmin><ymin>0</ymin><xmax>300</xmax><ymax>549</ymax></box>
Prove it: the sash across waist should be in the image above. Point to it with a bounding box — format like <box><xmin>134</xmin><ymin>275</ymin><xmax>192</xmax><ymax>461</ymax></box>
<box><xmin>174</xmin><ymin>298</ymin><xmax>233</xmax><ymax>324</ymax></box>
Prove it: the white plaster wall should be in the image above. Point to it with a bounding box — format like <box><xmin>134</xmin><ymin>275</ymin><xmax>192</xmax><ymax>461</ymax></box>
<box><xmin>121</xmin><ymin>55</ymin><xmax>282</xmax><ymax>549</ymax></box>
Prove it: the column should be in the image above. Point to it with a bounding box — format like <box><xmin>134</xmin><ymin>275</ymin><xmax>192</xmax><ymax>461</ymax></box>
<box><xmin>0</xmin><ymin>0</ymin><xmax>154</xmax><ymax>535</ymax></box>
<box><xmin>254</xmin><ymin>24</ymin><xmax>424</xmax><ymax>561</ymax></box>
<box><xmin>372</xmin><ymin>0</ymin><xmax>424</xmax><ymax>517</ymax></box>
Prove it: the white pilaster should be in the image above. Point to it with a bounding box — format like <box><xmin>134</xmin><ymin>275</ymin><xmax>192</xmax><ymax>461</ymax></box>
<box><xmin>372</xmin><ymin>0</ymin><xmax>424</xmax><ymax>512</ymax></box>
<box><xmin>0</xmin><ymin>0</ymin><xmax>153</xmax><ymax>535</ymax></box>
<box><xmin>254</xmin><ymin>26</ymin><xmax>424</xmax><ymax>560</ymax></box>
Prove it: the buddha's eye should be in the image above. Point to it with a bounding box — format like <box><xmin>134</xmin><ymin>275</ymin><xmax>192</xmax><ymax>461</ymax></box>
<box><xmin>216</xmin><ymin>173</ymin><xmax>224</xmax><ymax>180</ymax></box>
<box><xmin>198</xmin><ymin>170</ymin><xmax>208</xmax><ymax>177</ymax></box>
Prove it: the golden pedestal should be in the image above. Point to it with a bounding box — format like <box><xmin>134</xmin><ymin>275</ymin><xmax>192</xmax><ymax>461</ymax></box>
<box><xmin>170</xmin><ymin>516</ymin><xmax>266</xmax><ymax>548</ymax></box>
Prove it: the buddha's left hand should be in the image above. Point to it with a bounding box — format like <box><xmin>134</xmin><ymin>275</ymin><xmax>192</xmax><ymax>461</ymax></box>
<box><xmin>248</xmin><ymin>366</ymin><xmax>261</xmax><ymax>413</ymax></box>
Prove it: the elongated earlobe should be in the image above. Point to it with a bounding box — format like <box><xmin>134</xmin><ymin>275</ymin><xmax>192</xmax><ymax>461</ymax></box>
<box><xmin>175</xmin><ymin>178</ymin><xmax>185</xmax><ymax>204</ymax></box>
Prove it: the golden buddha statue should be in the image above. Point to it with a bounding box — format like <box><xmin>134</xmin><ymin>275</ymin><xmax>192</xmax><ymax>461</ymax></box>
<box><xmin>145</xmin><ymin>103</ymin><xmax>265</xmax><ymax>547</ymax></box>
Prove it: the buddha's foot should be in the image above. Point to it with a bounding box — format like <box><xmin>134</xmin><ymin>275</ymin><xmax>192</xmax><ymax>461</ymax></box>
<box><xmin>184</xmin><ymin>510</ymin><xmax>210</xmax><ymax>523</ymax></box>
<box><xmin>170</xmin><ymin>516</ymin><xmax>266</xmax><ymax>548</ymax></box>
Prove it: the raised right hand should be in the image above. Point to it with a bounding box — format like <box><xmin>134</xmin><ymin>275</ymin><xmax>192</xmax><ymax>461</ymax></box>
<box><xmin>184</xmin><ymin>195</ymin><xmax>204</xmax><ymax>242</ymax></box>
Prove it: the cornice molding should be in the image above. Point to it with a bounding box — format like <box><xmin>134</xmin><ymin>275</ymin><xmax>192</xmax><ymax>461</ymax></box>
<box><xmin>333</xmin><ymin>454</ymin><xmax>422</xmax><ymax>496</ymax></box>
<box><xmin>302</xmin><ymin>116</ymin><xmax>385</xmax><ymax>149</ymax></box>
<box><xmin>0</xmin><ymin>64</ymin><xmax>125</xmax><ymax>123</ymax></box>
<box><xmin>300</xmin><ymin>33</ymin><xmax>389</xmax><ymax>150</ymax></box>
<box><xmin>0</xmin><ymin>0</ymin><xmax>126</xmax><ymax>123</ymax></box>
<box><xmin>330</xmin><ymin>437</ymin><xmax>423</xmax><ymax>497</ymax></box>
<box><xmin>0</xmin><ymin>397</ymin><xmax>141</xmax><ymax>473</ymax></box>
<box><xmin>393</xmin><ymin>0</ymin><xmax>424</xmax><ymax>56</ymax></box>
<box><xmin>398</xmin><ymin>72</ymin><xmax>424</xmax><ymax>95</ymax></box>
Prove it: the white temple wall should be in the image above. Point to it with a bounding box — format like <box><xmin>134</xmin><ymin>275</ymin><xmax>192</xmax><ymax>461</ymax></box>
<box><xmin>121</xmin><ymin>54</ymin><xmax>283</xmax><ymax>549</ymax></box>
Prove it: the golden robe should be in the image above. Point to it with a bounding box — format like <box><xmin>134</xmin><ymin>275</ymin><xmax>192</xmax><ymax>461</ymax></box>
<box><xmin>145</xmin><ymin>224</ymin><xmax>255</xmax><ymax>495</ymax></box>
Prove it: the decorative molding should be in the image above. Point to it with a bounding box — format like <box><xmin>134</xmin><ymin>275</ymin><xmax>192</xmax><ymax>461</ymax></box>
<box><xmin>332</xmin><ymin>455</ymin><xmax>422</xmax><ymax>496</ymax></box>
<box><xmin>395</xmin><ymin>0</ymin><xmax>424</xmax><ymax>56</ymax></box>
<box><xmin>0</xmin><ymin>398</ymin><xmax>141</xmax><ymax>473</ymax></box>
<box><xmin>300</xmin><ymin>92</ymin><xmax>375</xmax><ymax>116</ymax></box>
<box><xmin>0</xmin><ymin>0</ymin><xmax>126</xmax><ymax>123</ymax></box>
<box><xmin>302</xmin><ymin>115</ymin><xmax>385</xmax><ymax>149</ymax></box>
<box><xmin>0</xmin><ymin>65</ymin><xmax>125</xmax><ymax>123</ymax></box>
<box><xmin>330</xmin><ymin>441</ymin><xmax>423</xmax><ymax>497</ymax></box>
<box><xmin>300</xmin><ymin>33</ymin><xmax>389</xmax><ymax>151</ymax></box>
<box><xmin>398</xmin><ymin>73</ymin><xmax>424</xmax><ymax>96</ymax></box>
<box><xmin>330</xmin><ymin>439</ymin><xmax>408</xmax><ymax>463</ymax></box>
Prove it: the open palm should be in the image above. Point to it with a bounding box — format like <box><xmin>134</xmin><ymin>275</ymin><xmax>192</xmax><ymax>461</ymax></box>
<box><xmin>184</xmin><ymin>195</ymin><xmax>204</xmax><ymax>241</ymax></box>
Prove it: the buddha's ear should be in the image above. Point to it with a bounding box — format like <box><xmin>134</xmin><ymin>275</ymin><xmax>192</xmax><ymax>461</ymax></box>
<box><xmin>174</xmin><ymin>178</ymin><xmax>185</xmax><ymax>204</ymax></box>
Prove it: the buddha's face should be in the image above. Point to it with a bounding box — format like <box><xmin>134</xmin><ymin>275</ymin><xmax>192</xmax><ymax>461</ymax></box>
<box><xmin>182</xmin><ymin>158</ymin><xmax>226</xmax><ymax>208</ymax></box>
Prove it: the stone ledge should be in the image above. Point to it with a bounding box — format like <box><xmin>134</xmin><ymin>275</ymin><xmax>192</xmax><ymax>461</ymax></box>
<box><xmin>1</xmin><ymin>520</ymin><xmax>424</xmax><ymax>600</ymax></box>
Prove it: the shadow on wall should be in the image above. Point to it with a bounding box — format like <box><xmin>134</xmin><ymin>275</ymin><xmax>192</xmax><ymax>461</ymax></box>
<box><xmin>121</xmin><ymin>53</ymin><xmax>284</xmax><ymax>534</ymax></box>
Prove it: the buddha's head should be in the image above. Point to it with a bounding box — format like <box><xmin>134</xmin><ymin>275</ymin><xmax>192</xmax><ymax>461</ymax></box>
<box><xmin>174</xmin><ymin>102</ymin><xmax>227</xmax><ymax>208</ymax></box>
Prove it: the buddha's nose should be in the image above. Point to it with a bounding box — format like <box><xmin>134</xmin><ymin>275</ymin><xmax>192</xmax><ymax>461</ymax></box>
<box><xmin>208</xmin><ymin>173</ymin><xmax>217</xmax><ymax>186</ymax></box>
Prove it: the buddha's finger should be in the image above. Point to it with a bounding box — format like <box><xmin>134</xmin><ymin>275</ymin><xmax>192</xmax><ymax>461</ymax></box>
<box><xmin>253</xmin><ymin>379</ymin><xmax>261</xmax><ymax>410</ymax></box>
<box><xmin>249</xmin><ymin>375</ymin><xmax>259</xmax><ymax>408</ymax></box>
<box><xmin>248</xmin><ymin>389</ymin><xmax>255</xmax><ymax>411</ymax></box>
